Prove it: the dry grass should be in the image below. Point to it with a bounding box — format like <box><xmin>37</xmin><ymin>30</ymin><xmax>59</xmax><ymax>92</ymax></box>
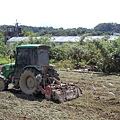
<box><xmin>0</xmin><ymin>71</ymin><xmax>120</xmax><ymax>120</ymax></box>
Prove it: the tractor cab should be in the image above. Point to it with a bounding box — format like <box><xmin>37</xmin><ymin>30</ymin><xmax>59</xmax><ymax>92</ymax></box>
<box><xmin>14</xmin><ymin>44</ymin><xmax>50</xmax><ymax>81</ymax></box>
<box><xmin>15</xmin><ymin>44</ymin><xmax>50</xmax><ymax>66</ymax></box>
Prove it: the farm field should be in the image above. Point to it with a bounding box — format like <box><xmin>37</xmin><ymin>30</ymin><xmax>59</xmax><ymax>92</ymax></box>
<box><xmin>0</xmin><ymin>70</ymin><xmax>120</xmax><ymax>120</ymax></box>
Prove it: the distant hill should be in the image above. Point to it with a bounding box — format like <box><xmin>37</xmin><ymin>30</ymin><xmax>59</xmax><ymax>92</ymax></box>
<box><xmin>1</xmin><ymin>23</ymin><xmax>120</xmax><ymax>36</ymax></box>
<box><xmin>94</xmin><ymin>23</ymin><xmax>120</xmax><ymax>33</ymax></box>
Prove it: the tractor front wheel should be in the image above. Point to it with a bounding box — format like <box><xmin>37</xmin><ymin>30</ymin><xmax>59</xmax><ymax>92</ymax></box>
<box><xmin>0</xmin><ymin>76</ymin><xmax>8</xmax><ymax>91</ymax></box>
<box><xmin>19</xmin><ymin>70</ymin><xmax>40</xmax><ymax>95</ymax></box>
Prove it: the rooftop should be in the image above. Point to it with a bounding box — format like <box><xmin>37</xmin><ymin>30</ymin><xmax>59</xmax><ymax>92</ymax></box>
<box><xmin>6</xmin><ymin>35</ymin><xmax>120</xmax><ymax>44</ymax></box>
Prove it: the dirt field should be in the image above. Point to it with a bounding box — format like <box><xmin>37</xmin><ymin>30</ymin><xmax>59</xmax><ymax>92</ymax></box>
<box><xmin>0</xmin><ymin>71</ymin><xmax>120</xmax><ymax>120</ymax></box>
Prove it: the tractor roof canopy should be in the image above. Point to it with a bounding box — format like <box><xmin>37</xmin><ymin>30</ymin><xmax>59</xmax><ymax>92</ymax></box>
<box><xmin>16</xmin><ymin>44</ymin><xmax>50</xmax><ymax>49</ymax></box>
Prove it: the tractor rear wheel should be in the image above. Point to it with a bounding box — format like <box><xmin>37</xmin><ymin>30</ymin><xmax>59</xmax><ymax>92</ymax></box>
<box><xmin>19</xmin><ymin>70</ymin><xmax>40</xmax><ymax>95</ymax></box>
<box><xmin>0</xmin><ymin>76</ymin><xmax>8</xmax><ymax>91</ymax></box>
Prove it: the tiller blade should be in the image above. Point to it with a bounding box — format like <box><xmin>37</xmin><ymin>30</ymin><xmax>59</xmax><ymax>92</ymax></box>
<box><xmin>45</xmin><ymin>83</ymin><xmax>82</xmax><ymax>103</ymax></box>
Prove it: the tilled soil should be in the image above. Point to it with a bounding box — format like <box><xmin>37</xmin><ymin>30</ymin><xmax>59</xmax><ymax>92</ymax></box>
<box><xmin>0</xmin><ymin>71</ymin><xmax>120</xmax><ymax>120</ymax></box>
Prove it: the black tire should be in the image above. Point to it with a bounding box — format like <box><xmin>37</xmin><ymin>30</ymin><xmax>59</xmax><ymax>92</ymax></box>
<box><xmin>19</xmin><ymin>70</ymin><xmax>39</xmax><ymax>95</ymax></box>
<box><xmin>0</xmin><ymin>76</ymin><xmax>8</xmax><ymax>91</ymax></box>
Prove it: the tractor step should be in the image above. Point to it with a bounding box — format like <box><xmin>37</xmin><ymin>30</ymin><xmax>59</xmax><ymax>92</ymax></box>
<box><xmin>45</xmin><ymin>83</ymin><xmax>82</xmax><ymax>103</ymax></box>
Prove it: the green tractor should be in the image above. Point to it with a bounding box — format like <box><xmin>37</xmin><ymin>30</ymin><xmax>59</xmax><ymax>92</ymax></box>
<box><xmin>0</xmin><ymin>63</ymin><xmax>15</xmax><ymax>91</ymax></box>
<box><xmin>0</xmin><ymin>44</ymin><xmax>82</xmax><ymax>102</ymax></box>
<box><xmin>1</xmin><ymin>63</ymin><xmax>15</xmax><ymax>81</ymax></box>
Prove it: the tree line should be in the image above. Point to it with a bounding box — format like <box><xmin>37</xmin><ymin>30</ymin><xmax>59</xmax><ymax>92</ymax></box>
<box><xmin>1</xmin><ymin>22</ymin><xmax>120</xmax><ymax>36</ymax></box>
<box><xmin>0</xmin><ymin>35</ymin><xmax>120</xmax><ymax>74</ymax></box>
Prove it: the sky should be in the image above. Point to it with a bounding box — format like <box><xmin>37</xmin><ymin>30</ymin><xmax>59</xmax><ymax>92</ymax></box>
<box><xmin>0</xmin><ymin>0</ymin><xmax>120</xmax><ymax>29</ymax></box>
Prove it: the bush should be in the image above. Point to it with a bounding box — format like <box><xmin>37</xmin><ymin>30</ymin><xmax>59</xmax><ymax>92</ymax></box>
<box><xmin>54</xmin><ymin>60</ymin><xmax>74</xmax><ymax>70</ymax></box>
<box><xmin>0</xmin><ymin>58</ymin><xmax>9</xmax><ymax>64</ymax></box>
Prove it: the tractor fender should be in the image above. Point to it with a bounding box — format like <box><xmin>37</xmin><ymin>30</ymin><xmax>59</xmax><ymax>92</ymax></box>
<box><xmin>21</xmin><ymin>65</ymin><xmax>42</xmax><ymax>73</ymax></box>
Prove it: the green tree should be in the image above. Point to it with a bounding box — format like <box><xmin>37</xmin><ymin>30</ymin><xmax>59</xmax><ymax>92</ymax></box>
<box><xmin>0</xmin><ymin>41</ymin><xmax>8</xmax><ymax>57</ymax></box>
<box><xmin>22</xmin><ymin>30</ymin><xmax>37</xmax><ymax>37</ymax></box>
<box><xmin>49</xmin><ymin>44</ymin><xmax>68</xmax><ymax>61</ymax></box>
